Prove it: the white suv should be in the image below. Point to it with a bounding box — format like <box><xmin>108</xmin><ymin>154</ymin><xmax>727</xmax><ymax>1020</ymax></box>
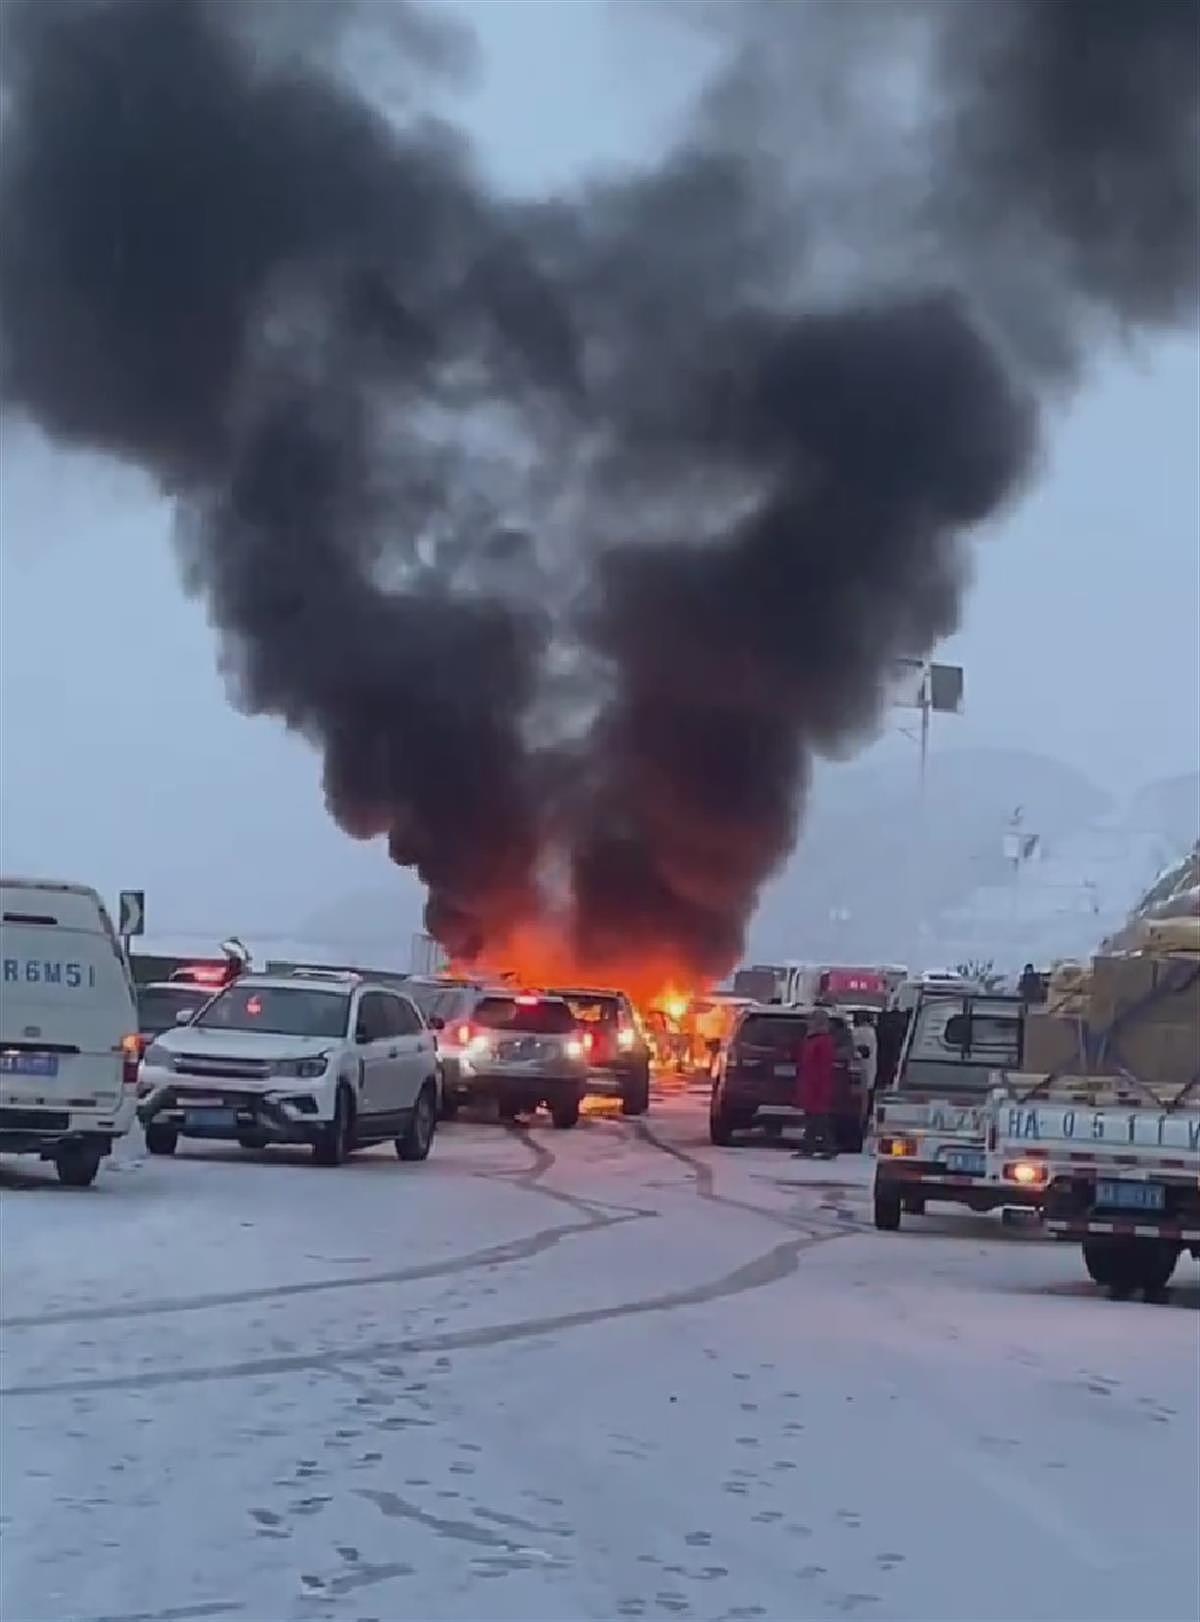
<box><xmin>137</xmin><ymin>972</ymin><xmax>440</xmax><ymax>1166</ymax></box>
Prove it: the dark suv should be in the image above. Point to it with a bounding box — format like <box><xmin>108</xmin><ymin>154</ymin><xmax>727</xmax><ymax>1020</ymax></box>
<box><xmin>554</xmin><ymin>989</ymin><xmax>652</xmax><ymax>1117</ymax></box>
<box><xmin>709</xmin><ymin>1006</ymin><xmax>867</xmax><ymax>1151</ymax></box>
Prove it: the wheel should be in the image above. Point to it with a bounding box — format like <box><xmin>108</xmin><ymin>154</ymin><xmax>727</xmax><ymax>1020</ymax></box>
<box><xmin>873</xmin><ymin>1186</ymin><xmax>903</xmax><ymax>1231</ymax></box>
<box><xmin>621</xmin><ymin>1064</ymin><xmax>651</xmax><ymax>1117</ymax></box>
<box><xmin>497</xmin><ymin>1096</ymin><xmax>523</xmax><ymax>1122</ymax></box>
<box><xmin>709</xmin><ymin>1095</ymin><xmax>737</xmax><ymax>1147</ymax></box>
<box><xmin>55</xmin><ymin>1144</ymin><xmax>103</xmax><ymax>1187</ymax></box>
<box><xmin>237</xmin><ymin>1131</ymin><xmax>268</xmax><ymax>1151</ymax></box>
<box><xmin>144</xmin><ymin>1123</ymin><xmax>178</xmax><ymax>1157</ymax></box>
<box><xmin>313</xmin><ymin>1086</ymin><xmax>354</xmax><ymax>1167</ymax></box>
<box><xmin>550</xmin><ymin>1093</ymin><xmax>581</xmax><ymax>1130</ymax></box>
<box><xmin>761</xmin><ymin>1120</ymin><xmax>784</xmax><ymax>1141</ymax></box>
<box><xmin>439</xmin><ymin>1093</ymin><xmax>459</xmax><ymax>1122</ymax></box>
<box><xmin>1083</xmin><ymin>1236</ymin><xmax>1179</xmax><ymax>1299</ymax></box>
<box><xmin>397</xmin><ymin>1084</ymin><xmax>438</xmax><ymax>1162</ymax></box>
<box><xmin>902</xmin><ymin>1192</ymin><xmax>926</xmax><ymax>1216</ymax></box>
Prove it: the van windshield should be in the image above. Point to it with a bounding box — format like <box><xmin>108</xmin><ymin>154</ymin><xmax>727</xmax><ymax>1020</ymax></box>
<box><xmin>195</xmin><ymin>985</ymin><xmax>350</xmax><ymax>1039</ymax></box>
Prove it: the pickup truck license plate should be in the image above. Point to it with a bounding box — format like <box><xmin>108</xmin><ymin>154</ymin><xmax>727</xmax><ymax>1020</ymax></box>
<box><xmin>944</xmin><ymin>1148</ymin><xmax>985</xmax><ymax>1176</ymax></box>
<box><xmin>773</xmin><ymin>1063</ymin><xmax>796</xmax><ymax>1078</ymax></box>
<box><xmin>0</xmin><ymin>1052</ymin><xmax>59</xmax><ymax>1077</ymax></box>
<box><xmin>1096</xmin><ymin>1179</ymin><xmax>1165</xmax><ymax>1212</ymax></box>
<box><xmin>186</xmin><ymin>1108</ymin><xmax>237</xmax><ymax>1131</ymax></box>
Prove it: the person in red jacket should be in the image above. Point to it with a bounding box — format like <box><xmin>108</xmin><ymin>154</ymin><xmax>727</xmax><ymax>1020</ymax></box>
<box><xmin>795</xmin><ymin>1008</ymin><xmax>838</xmax><ymax>1159</ymax></box>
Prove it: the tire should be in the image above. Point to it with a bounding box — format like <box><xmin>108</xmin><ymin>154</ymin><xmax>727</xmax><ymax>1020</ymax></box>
<box><xmin>709</xmin><ymin>1092</ymin><xmax>738</xmax><ymax>1147</ymax></box>
<box><xmin>144</xmin><ymin>1123</ymin><xmax>178</xmax><ymax>1157</ymax></box>
<box><xmin>498</xmin><ymin>1096</ymin><xmax>523</xmax><ymax>1123</ymax></box>
<box><xmin>237</xmin><ymin>1131</ymin><xmax>268</xmax><ymax>1151</ymax></box>
<box><xmin>55</xmin><ymin>1144</ymin><xmax>103</xmax><ymax>1187</ymax></box>
<box><xmin>397</xmin><ymin>1084</ymin><xmax>438</xmax><ymax>1162</ymax></box>
<box><xmin>550</xmin><ymin>1093</ymin><xmax>581</xmax><ymax>1130</ymax></box>
<box><xmin>313</xmin><ymin>1086</ymin><xmax>354</xmax><ymax>1167</ymax></box>
<box><xmin>902</xmin><ymin>1192</ymin><xmax>926</xmax><ymax>1216</ymax></box>
<box><xmin>1084</xmin><ymin>1236</ymin><xmax>1178</xmax><ymax>1298</ymax></box>
<box><xmin>873</xmin><ymin>1186</ymin><xmax>903</xmax><ymax>1231</ymax></box>
<box><xmin>439</xmin><ymin>1093</ymin><xmax>460</xmax><ymax>1122</ymax></box>
<box><xmin>621</xmin><ymin>1064</ymin><xmax>651</xmax><ymax>1118</ymax></box>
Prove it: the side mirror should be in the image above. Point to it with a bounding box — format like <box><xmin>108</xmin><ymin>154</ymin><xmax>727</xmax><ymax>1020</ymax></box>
<box><xmin>944</xmin><ymin>1013</ymin><xmax>971</xmax><ymax>1049</ymax></box>
<box><xmin>428</xmin><ymin>1015</ymin><xmax>445</xmax><ymax>1031</ymax></box>
<box><xmin>174</xmin><ymin>1008</ymin><xmax>195</xmax><ymax>1025</ymax></box>
<box><xmin>355</xmin><ymin>1022</ymin><xmax>370</xmax><ymax>1045</ymax></box>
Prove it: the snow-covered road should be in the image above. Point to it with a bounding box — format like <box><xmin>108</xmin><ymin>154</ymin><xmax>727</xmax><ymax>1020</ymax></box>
<box><xmin>2</xmin><ymin>1094</ymin><xmax>1197</xmax><ymax>1622</ymax></box>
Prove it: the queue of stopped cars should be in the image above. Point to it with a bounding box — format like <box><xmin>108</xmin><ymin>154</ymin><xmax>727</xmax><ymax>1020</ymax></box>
<box><xmin>137</xmin><ymin>971</ymin><xmax>440</xmax><ymax>1166</ymax></box>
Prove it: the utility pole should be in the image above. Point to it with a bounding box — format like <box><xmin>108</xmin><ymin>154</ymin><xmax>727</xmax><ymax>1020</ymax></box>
<box><xmin>890</xmin><ymin>660</ymin><xmax>965</xmax><ymax>970</ymax></box>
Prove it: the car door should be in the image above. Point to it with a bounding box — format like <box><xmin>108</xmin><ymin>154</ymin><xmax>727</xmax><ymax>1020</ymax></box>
<box><xmin>352</xmin><ymin>991</ymin><xmax>393</xmax><ymax>1119</ymax></box>
<box><xmin>385</xmin><ymin>993</ymin><xmax>429</xmax><ymax>1110</ymax></box>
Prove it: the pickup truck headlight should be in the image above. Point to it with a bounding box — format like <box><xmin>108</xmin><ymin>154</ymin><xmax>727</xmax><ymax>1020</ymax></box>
<box><xmin>142</xmin><ymin>1042</ymin><xmax>176</xmax><ymax>1071</ymax></box>
<box><xmin>270</xmin><ymin>1054</ymin><xmax>330</xmax><ymax>1080</ymax></box>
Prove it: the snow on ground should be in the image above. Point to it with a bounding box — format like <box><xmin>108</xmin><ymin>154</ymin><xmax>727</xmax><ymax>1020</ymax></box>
<box><xmin>2</xmin><ymin>1094</ymin><xmax>1197</xmax><ymax>1622</ymax></box>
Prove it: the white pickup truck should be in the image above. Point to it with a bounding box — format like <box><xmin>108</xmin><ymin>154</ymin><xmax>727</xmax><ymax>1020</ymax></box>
<box><xmin>986</xmin><ymin>1078</ymin><xmax>1200</xmax><ymax>1298</ymax></box>
<box><xmin>871</xmin><ymin>990</ymin><xmax>1034</xmax><ymax>1230</ymax></box>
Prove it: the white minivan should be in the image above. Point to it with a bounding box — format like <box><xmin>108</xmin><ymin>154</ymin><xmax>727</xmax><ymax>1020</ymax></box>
<box><xmin>0</xmin><ymin>877</ymin><xmax>140</xmax><ymax>1185</ymax></box>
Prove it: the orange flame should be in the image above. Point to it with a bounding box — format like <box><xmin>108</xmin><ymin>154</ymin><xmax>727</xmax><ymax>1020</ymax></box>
<box><xmin>450</xmin><ymin>922</ymin><xmax>708</xmax><ymax>1019</ymax></box>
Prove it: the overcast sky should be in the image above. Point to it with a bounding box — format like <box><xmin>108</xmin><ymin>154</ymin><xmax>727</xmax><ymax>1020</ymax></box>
<box><xmin>1</xmin><ymin>0</ymin><xmax>1196</xmax><ymax>947</ymax></box>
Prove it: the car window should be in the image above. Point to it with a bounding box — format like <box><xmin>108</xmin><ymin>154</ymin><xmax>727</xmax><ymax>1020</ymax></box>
<box><xmin>389</xmin><ymin>995</ymin><xmax>422</xmax><ymax>1036</ymax></box>
<box><xmin>355</xmin><ymin>992</ymin><xmax>390</xmax><ymax>1043</ymax></box>
<box><xmin>137</xmin><ymin>984</ymin><xmax>210</xmax><ymax>1036</ymax></box>
<box><xmin>564</xmin><ymin>994</ymin><xmax>620</xmax><ymax>1026</ymax></box>
<box><xmin>736</xmin><ymin>1014</ymin><xmax>808</xmax><ymax>1051</ymax></box>
<box><xmin>474</xmin><ymin>997</ymin><xmax>575</xmax><ymax>1035</ymax></box>
<box><xmin>406</xmin><ymin>980</ymin><xmax>444</xmax><ymax>1014</ymax></box>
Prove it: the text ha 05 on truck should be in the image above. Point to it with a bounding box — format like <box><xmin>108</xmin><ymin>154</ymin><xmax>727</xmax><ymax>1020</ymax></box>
<box><xmin>871</xmin><ymin>989</ymin><xmax>1030</xmax><ymax>1230</ymax></box>
<box><xmin>0</xmin><ymin>877</ymin><xmax>141</xmax><ymax>1186</ymax></box>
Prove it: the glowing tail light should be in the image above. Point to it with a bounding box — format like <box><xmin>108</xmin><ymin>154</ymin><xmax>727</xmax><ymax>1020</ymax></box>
<box><xmin>581</xmin><ymin>1030</ymin><xmax>595</xmax><ymax>1055</ymax></box>
<box><xmin>456</xmin><ymin>1023</ymin><xmax>473</xmax><ymax>1046</ymax></box>
<box><xmin>617</xmin><ymin>1027</ymin><xmax>635</xmax><ymax>1052</ymax></box>
<box><xmin>121</xmin><ymin>1033</ymin><xmax>141</xmax><ymax>1089</ymax></box>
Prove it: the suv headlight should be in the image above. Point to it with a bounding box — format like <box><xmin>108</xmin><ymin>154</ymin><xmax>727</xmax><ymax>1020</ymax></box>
<box><xmin>270</xmin><ymin>1054</ymin><xmax>330</xmax><ymax>1080</ymax></box>
<box><xmin>143</xmin><ymin>1042</ymin><xmax>176</xmax><ymax>1071</ymax></box>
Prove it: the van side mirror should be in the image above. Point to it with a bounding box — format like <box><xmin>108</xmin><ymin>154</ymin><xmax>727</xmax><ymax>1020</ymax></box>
<box><xmin>355</xmin><ymin>1020</ymin><xmax>370</xmax><ymax>1045</ymax></box>
<box><xmin>174</xmin><ymin>1008</ymin><xmax>195</xmax><ymax>1025</ymax></box>
<box><xmin>944</xmin><ymin>1013</ymin><xmax>971</xmax><ymax>1048</ymax></box>
<box><xmin>428</xmin><ymin>1014</ymin><xmax>445</xmax><ymax>1031</ymax></box>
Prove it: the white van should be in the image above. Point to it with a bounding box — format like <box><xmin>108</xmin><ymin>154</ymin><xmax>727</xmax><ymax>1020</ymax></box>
<box><xmin>0</xmin><ymin>878</ymin><xmax>140</xmax><ymax>1185</ymax></box>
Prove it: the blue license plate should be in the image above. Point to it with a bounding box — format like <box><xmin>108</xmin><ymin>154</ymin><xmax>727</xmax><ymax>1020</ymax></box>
<box><xmin>944</xmin><ymin>1148</ymin><xmax>985</xmax><ymax>1176</ymax></box>
<box><xmin>186</xmin><ymin>1108</ymin><xmax>237</xmax><ymax>1131</ymax></box>
<box><xmin>0</xmin><ymin>1052</ymin><xmax>59</xmax><ymax>1077</ymax></box>
<box><xmin>1096</xmin><ymin>1179</ymin><xmax>1165</xmax><ymax>1212</ymax></box>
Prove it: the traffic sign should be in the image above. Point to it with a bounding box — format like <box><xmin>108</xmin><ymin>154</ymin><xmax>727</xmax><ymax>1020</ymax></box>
<box><xmin>118</xmin><ymin>890</ymin><xmax>145</xmax><ymax>937</ymax></box>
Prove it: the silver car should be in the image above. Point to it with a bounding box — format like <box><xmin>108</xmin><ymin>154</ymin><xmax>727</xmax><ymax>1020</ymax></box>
<box><xmin>428</xmin><ymin>990</ymin><xmax>588</xmax><ymax>1130</ymax></box>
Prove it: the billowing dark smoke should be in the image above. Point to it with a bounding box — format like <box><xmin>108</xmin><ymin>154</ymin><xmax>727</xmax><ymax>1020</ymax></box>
<box><xmin>1</xmin><ymin>0</ymin><xmax>1196</xmax><ymax>975</ymax></box>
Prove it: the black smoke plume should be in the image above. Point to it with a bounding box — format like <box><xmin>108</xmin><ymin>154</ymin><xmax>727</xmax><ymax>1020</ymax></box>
<box><xmin>1</xmin><ymin>0</ymin><xmax>1196</xmax><ymax>974</ymax></box>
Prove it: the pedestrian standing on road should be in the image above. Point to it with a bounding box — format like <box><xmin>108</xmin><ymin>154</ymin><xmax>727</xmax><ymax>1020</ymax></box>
<box><xmin>794</xmin><ymin>1008</ymin><xmax>838</xmax><ymax>1159</ymax></box>
<box><xmin>852</xmin><ymin>1009</ymin><xmax>878</xmax><ymax>1102</ymax></box>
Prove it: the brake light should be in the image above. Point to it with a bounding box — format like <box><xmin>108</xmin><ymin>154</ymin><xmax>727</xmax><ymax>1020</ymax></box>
<box><xmin>617</xmin><ymin>1027</ymin><xmax>635</xmax><ymax>1051</ymax></box>
<box><xmin>581</xmin><ymin>1030</ymin><xmax>595</xmax><ymax>1055</ymax></box>
<box><xmin>565</xmin><ymin>1037</ymin><xmax>585</xmax><ymax>1061</ymax></box>
<box><xmin>1004</xmin><ymin>1159</ymin><xmax>1047</xmax><ymax>1187</ymax></box>
<box><xmin>173</xmin><ymin>963</ymin><xmax>228</xmax><ymax>986</ymax></box>
<box><xmin>121</xmin><ymin>1033</ymin><xmax>141</xmax><ymax>1089</ymax></box>
<box><xmin>515</xmin><ymin>994</ymin><xmax>539</xmax><ymax>1006</ymax></box>
<box><xmin>456</xmin><ymin>1023</ymin><xmax>473</xmax><ymax>1046</ymax></box>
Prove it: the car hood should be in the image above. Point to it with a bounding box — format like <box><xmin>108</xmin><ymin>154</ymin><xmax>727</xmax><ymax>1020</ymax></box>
<box><xmin>155</xmin><ymin>1028</ymin><xmax>338</xmax><ymax>1061</ymax></box>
